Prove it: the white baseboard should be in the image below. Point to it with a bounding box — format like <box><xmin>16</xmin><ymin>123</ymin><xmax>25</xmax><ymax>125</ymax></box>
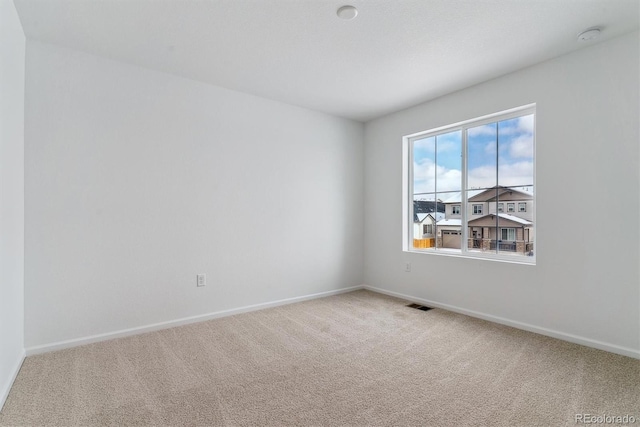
<box><xmin>26</xmin><ymin>285</ymin><xmax>365</xmax><ymax>356</ymax></box>
<box><xmin>26</xmin><ymin>284</ymin><xmax>637</xmax><ymax>360</ymax></box>
<box><xmin>363</xmin><ymin>285</ymin><xmax>640</xmax><ymax>360</ymax></box>
<box><xmin>0</xmin><ymin>350</ymin><xmax>25</xmax><ymax>412</ymax></box>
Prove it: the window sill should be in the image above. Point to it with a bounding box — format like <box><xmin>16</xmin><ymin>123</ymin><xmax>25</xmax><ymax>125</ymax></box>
<box><xmin>405</xmin><ymin>248</ymin><xmax>536</xmax><ymax>265</ymax></box>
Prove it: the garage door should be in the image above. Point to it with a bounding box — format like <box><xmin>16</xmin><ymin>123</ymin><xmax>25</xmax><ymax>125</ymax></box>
<box><xmin>442</xmin><ymin>230</ymin><xmax>461</xmax><ymax>249</ymax></box>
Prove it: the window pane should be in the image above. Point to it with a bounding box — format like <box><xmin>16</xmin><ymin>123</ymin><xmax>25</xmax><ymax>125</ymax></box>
<box><xmin>436</xmin><ymin>131</ymin><xmax>462</xmax><ymax>192</ymax></box>
<box><xmin>467</xmin><ymin>189</ymin><xmax>496</xmax><ymax>255</ymax></box>
<box><xmin>413</xmin><ymin>136</ymin><xmax>435</xmax><ymax>195</ymax></box>
<box><xmin>496</xmin><ymin>185</ymin><xmax>534</xmax><ymax>257</ymax></box>
<box><xmin>436</xmin><ymin>190</ymin><xmax>463</xmax><ymax>251</ymax></box>
<box><xmin>498</xmin><ymin>115</ymin><xmax>534</xmax><ymax>188</ymax></box>
<box><xmin>467</xmin><ymin>122</ymin><xmax>497</xmax><ymax>190</ymax></box>
<box><xmin>412</xmin><ymin>193</ymin><xmax>438</xmax><ymax>249</ymax></box>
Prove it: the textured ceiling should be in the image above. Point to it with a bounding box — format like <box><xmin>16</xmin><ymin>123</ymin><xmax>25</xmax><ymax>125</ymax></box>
<box><xmin>13</xmin><ymin>0</ymin><xmax>640</xmax><ymax>122</ymax></box>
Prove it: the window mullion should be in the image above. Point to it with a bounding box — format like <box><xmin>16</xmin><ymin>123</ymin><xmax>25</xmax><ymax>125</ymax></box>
<box><xmin>407</xmin><ymin>138</ymin><xmax>415</xmax><ymax>251</ymax></box>
<box><xmin>495</xmin><ymin>122</ymin><xmax>499</xmax><ymax>255</ymax></box>
<box><xmin>434</xmin><ymin>136</ymin><xmax>438</xmax><ymax>250</ymax></box>
<box><xmin>461</xmin><ymin>126</ymin><xmax>468</xmax><ymax>254</ymax></box>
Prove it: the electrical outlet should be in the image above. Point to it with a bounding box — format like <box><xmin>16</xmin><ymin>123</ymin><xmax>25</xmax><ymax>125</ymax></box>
<box><xmin>405</xmin><ymin>263</ymin><xmax>411</xmax><ymax>272</ymax></box>
<box><xmin>197</xmin><ymin>274</ymin><xmax>206</xmax><ymax>287</ymax></box>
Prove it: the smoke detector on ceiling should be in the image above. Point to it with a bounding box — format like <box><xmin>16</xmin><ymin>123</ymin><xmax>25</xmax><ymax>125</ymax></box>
<box><xmin>577</xmin><ymin>27</ymin><xmax>601</xmax><ymax>42</ymax></box>
<box><xmin>337</xmin><ymin>5</ymin><xmax>358</xmax><ymax>20</ymax></box>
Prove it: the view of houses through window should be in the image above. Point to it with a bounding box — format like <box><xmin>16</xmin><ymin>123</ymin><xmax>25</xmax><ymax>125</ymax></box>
<box><xmin>407</xmin><ymin>105</ymin><xmax>535</xmax><ymax>262</ymax></box>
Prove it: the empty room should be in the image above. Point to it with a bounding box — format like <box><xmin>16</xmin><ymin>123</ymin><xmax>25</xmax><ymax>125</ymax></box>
<box><xmin>1</xmin><ymin>0</ymin><xmax>639</xmax><ymax>425</ymax></box>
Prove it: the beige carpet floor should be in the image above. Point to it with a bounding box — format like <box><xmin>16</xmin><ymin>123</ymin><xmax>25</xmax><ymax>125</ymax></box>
<box><xmin>1</xmin><ymin>290</ymin><xmax>639</xmax><ymax>426</ymax></box>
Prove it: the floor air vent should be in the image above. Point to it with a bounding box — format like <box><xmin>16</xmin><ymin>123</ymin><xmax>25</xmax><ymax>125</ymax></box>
<box><xmin>407</xmin><ymin>303</ymin><xmax>433</xmax><ymax>311</ymax></box>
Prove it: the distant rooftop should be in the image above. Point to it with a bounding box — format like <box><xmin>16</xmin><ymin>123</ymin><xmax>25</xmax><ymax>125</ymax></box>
<box><xmin>415</xmin><ymin>212</ymin><xmax>446</xmax><ymax>223</ymax></box>
<box><xmin>440</xmin><ymin>190</ymin><xmax>482</xmax><ymax>204</ymax></box>
<box><xmin>438</xmin><ymin>213</ymin><xmax>531</xmax><ymax>227</ymax></box>
<box><xmin>436</xmin><ymin>218</ymin><xmax>462</xmax><ymax>226</ymax></box>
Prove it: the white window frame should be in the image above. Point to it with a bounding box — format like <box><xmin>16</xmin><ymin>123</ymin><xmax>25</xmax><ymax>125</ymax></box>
<box><xmin>472</xmin><ymin>204</ymin><xmax>483</xmax><ymax>215</ymax></box>
<box><xmin>507</xmin><ymin>203</ymin><xmax>515</xmax><ymax>213</ymax></box>
<box><xmin>402</xmin><ymin>104</ymin><xmax>536</xmax><ymax>265</ymax></box>
<box><xmin>452</xmin><ymin>205</ymin><xmax>461</xmax><ymax>215</ymax></box>
<box><xmin>498</xmin><ymin>203</ymin><xmax>504</xmax><ymax>213</ymax></box>
<box><xmin>518</xmin><ymin>202</ymin><xmax>526</xmax><ymax>212</ymax></box>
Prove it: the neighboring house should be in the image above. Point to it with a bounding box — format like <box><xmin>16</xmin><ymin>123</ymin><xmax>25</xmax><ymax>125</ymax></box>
<box><xmin>468</xmin><ymin>186</ymin><xmax>533</xmax><ymax>222</ymax></box>
<box><xmin>468</xmin><ymin>213</ymin><xmax>533</xmax><ymax>254</ymax></box>
<box><xmin>412</xmin><ymin>199</ymin><xmax>446</xmax><ymax>248</ymax></box>
<box><xmin>413</xmin><ymin>212</ymin><xmax>445</xmax><ymax>238</ymax></box>
<box><xmin>429</xmin><ymin>186</ymin><xmax>534</xmax><ymax>254</ymax></box>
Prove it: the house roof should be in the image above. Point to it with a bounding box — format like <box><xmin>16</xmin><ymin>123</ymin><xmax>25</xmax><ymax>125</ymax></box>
<box><xmin>436</xmin><ymin>213</ymin><xmax>531</xmax><ymax>228</ymax></box>
<box><xmin>499</xmin><ymin>213</ymin><xmax>532</xmax><ymax>225</ymax></box>
<box><xmin>413</xmin><ymin>200</ymin><xmax>445</xmax><ymax>214</ymax></box>
<box><xmin>415</xmin><ymin>212</ymin><xmax>445</xmax><ymax>223</ymax></box>
<box><xmin>441</xmin><ymin>190</ymin><xmax>482</xmax><ymax>204</ymax></box>
<box><xmin>436</xmin><ymin>218</ymin><xmax>462</xmax><ymax>227</ymax></box>
<box><xmin>468</xmin><ymin>186</ymin><xmax>533</xmax><ymax>202</ymax></box>
<box><xmin>468</xmin><ymin>213</ymin><xmax>532</xmax><ymax>227</ymax></box>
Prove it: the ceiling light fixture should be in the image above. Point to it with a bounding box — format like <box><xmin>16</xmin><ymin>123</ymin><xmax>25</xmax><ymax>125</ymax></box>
<box><xmin>337</xmin><ymin>5</ymin><xmax>358</xmax><ymax>20</ymax></box>
<box><xmin>577</xmin><ymin>27</ymin><xmax>601</xmax><ymax>42</ymax></box>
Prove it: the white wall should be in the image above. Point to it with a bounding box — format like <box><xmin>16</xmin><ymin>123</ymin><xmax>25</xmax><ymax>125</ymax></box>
<box><xmin>24</xmin><ymin>42</ymin><xmax>364</xmax><ymax>348</ymax></box>
<box><xmin>364</xmin><ymin>32</ymin><xmax>640</xmax><ymax>356</ymax></box>
<box><xmin>0</xmin><ymin>0</ymin><xmax>26</xmax><ymax>409</ymax></box>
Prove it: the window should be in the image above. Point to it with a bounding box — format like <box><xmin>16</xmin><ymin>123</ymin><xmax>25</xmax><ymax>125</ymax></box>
<box><xmin>500</xmin><ymin>228</ymin><xmax>516</xmax><ymax>241</ymax></box>
<box><xmin>404</xmin><ymin>104</ymin><xmax>535</xmax><ymax>263</ymax></box>
<box><xmin>423</xmin><ymin>224</ymin><xmax>433</xmax><ymax>234</ymax></box>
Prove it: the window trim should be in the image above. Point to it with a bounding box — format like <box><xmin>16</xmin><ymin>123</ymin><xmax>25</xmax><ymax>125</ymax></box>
<box><xmin>402</xmin><ymin>103</ymin><xmax>536</xmax><ymax>265</ymax></box>
<box><xmin>518</xmin><ymin>202</ymin><xmax>526</xmax><ymax>212</ymax></box>
<box><xmin>507</xmin><ymin>203</ymin><xmax>515</xmax><ymax>213</ymax></box>
<box><xmin>452</xmin><ymin>205</ymin><xmax>461</xmax><ymax>215</ymax></box>
<box><xmin>472</xmin><ymin>204</ymin><xmax>483</xmax><ymax>215</ymax></box>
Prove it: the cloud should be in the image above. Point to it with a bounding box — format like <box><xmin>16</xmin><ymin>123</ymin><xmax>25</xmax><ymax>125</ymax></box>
<box><xmin>466</xmin><ymin>114</ymin><xmax>533</xmax><ymax>139</ymax></box>
<box><xmin>416</xmin><ymin>160</ymin><xmax>533</xmax><ymax>191</ymax></box>
<box><xmin>485</xmin><ymin>141</ymin><xmax>497</xmax><ymax>155</ymax></box>
<box><xmin>468</xmin><ymin>124</ymin><xmax>496</xmax><ymax>137</ymax></box>
<box><xmin>508</xmin><ymin>135</ymin><xmax>533</xmax><ymax>158</ymax></box>
<box><xmin>468</xmin><ymin>161</ymin><xmax>533</xmax><ymax>188</ymax></box>
<box><xmin>435</xmin><ymin>139</ymin><xmax>460</xmax><ymax>153</ymax></box>
<box><xmin>517</xmin><ymin>115</ymin><xmax>534</xmax><ymax>133</ymax></box>
<box><xmin>414</xmin><ymin>136</ymin><xmax>459</xmax><ymax>154</ymax></box>
<box><xmin>414</xmin><ymin>137</ymin><xmax>434</xmax><ymax>152</ymax></box>
<box><xmin>413</xmin><ymin>158</ymin><xmax>462</xmax><ymax>194</ymax></box>
<box><xmin>497</xmin><ymin>115</ymin><xmax>534</xmax><ymax>138</ymax></box>
<box><xmin>467</xmin><ymin>165</ymin><xmax>496</xmax><ymax>188</ymax></box>
<box><xmin>498</xmin><ymin>161</ymin><xmax>534</xmax><ymax>187</ymax></box>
